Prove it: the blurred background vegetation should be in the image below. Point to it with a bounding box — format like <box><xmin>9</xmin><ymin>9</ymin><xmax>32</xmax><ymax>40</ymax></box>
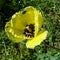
<box><xmin>0</xmin><ymin>0</ymin><xmax>60</xmax><ymax>60</ymax></box>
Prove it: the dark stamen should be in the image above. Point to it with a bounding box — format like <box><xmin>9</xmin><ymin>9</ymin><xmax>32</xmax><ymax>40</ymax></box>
<box><xmin>29</xmin><ymin>24</ymin><xmax>34</xmax><ymax>32</ymax></box>
<box><xmin>23</xmin><ymin>24</ymin><xmax>34</xmax><ymax>37</ymax></box>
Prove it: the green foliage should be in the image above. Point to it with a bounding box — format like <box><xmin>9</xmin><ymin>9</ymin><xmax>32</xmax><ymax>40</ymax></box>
<box><xmin>0</xmin><ymin>0</ymin><xmax>60</xmax><ymax>60</ymax></box>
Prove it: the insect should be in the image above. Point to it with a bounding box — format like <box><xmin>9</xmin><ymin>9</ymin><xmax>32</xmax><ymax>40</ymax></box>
<box><xmin>23</xmin><ymin>24</ymin><xmax>34</xmax><ymax>37</ymax></box>
<box><xmin>22</xmin><ymin>10</ymin><xmax>26</xmax><ymax>14</ymax></box>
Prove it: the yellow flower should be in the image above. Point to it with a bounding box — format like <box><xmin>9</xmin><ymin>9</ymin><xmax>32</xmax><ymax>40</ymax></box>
<box><xmin>5</xmin><ymin>6</ymin><xmax>48</xmax><ymax>49</ymax></box>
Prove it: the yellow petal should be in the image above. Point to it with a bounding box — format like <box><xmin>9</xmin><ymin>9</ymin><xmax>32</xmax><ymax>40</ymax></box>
<box><xmin>11</xmin><ymin>11</ymin><xmax>25</xmax><ymax>31</ymax></box>
<box><xmin>21</xmin><ymin>6</ymin><xmax>35</xmax><ymax>25</ymax></box>
<box><xmin>34</xmin><ymin>10</ymin><xmax>43</xmax><ymax>36</ymax></box>
<box><xmin>5</xmin><ymin>21</ymin><xmax>25</xmax><ymax>42</ymax></box>
<box><xmin>26</xmin><ymin>30</ymin><xmax>48</xmax><ymax>49</ymax></box>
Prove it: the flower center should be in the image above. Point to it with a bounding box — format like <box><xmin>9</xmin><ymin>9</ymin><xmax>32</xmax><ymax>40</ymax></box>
<box><xmin>23</xmin><ymin>24</ymin><xmax>34</xmax><ymax>37</ymax></box>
